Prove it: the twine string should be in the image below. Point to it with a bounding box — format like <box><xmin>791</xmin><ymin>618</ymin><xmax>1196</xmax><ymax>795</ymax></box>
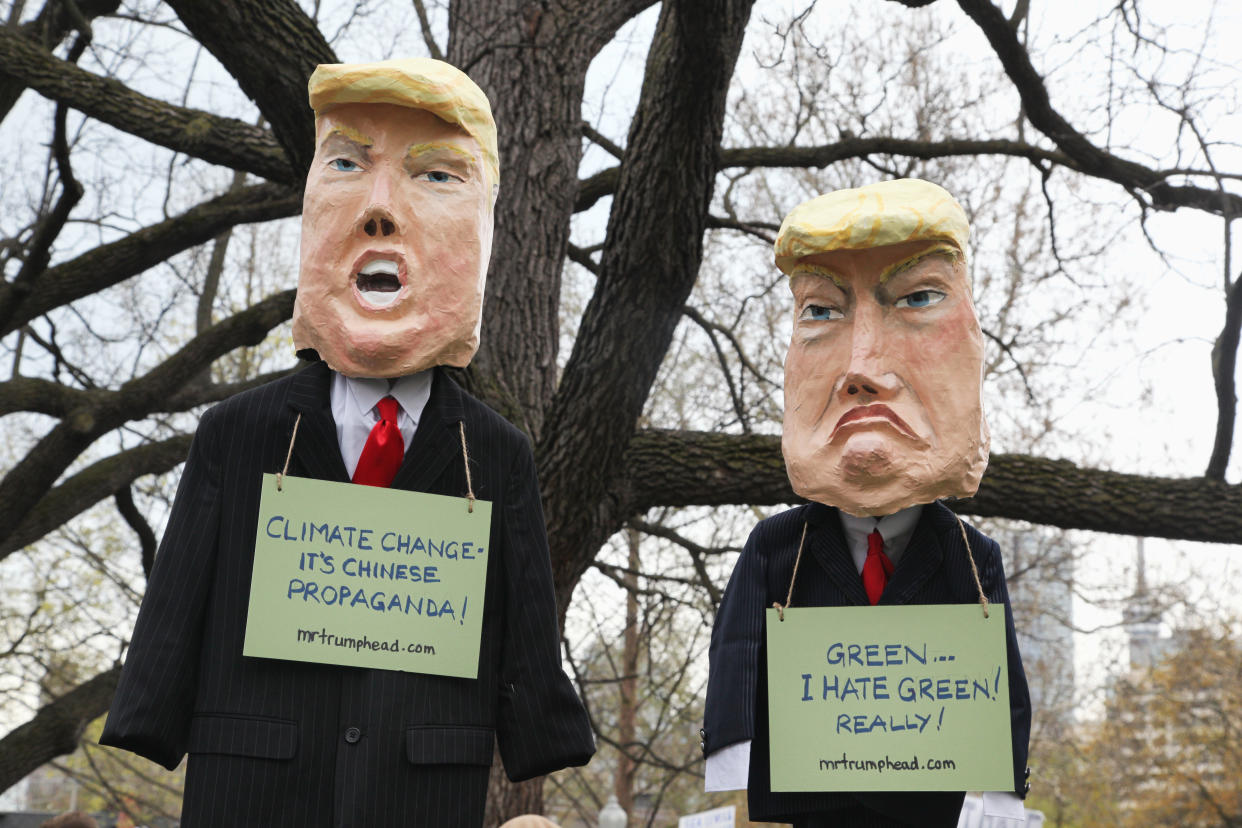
<box><xmin>770</xmin><ymin>512</ymin><xmax>989</xmax><ymax>621</ymax></box>
<box><xmin>276</xmin><ymin>413</ymin><xmax>302</xmax><ymax>492</ymax></box>
<box><xmin>458</xmin><ymin>421</ymin><xmax>475</xmax><ymax>513</ymax></box>
<box><xmin>772</xmin><ymin>521</ymin><xmax>809</xmax><ymax>622</ymax></box>
<box><xmin>953</xmin><ymin>513</ymin><xmax>990</xmax><ymax>618</ymax></box>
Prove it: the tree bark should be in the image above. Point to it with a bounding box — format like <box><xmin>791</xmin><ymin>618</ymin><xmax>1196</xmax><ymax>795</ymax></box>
<box><xmin>163</xmin><ymin>0</ymin><xmax>335</xmax><ymax>174</ymax></box>
<box><xmin>447</xmin><ymin>0</ymin><xmax>653</xmax><ymax>436</ymax></box>
<box><xmin>0</xmin><ymin>0</ymin><xmax>121</xmax><ymax>123</ymax></box>
<box><xmin>539</xmin><ymin>0</ymin><xmax>757</xmax><ymax>616</ymax></box>
<box><xmin>0</xmin><ymin>25</ymin><xmax>292</xmax><ymax>182</ymax></box>
<box><xmin>622</xmin><ymin>430</ymin><xmax>1242</xmax><ymax>543</ymax></box>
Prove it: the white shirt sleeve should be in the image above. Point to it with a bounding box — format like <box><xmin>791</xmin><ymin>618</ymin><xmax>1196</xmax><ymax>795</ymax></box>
<box><xmin>981</xmin><ymin>790</ymin><xmax>1027</xmax><ymax>822</ymax></box>
<box><xmin>704</xmin><ymin>740</ymin><xmax>750</xmax><ymax>791</ymax></box>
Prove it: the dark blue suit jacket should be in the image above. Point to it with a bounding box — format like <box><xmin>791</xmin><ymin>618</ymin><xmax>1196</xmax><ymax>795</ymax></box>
<box><xmin>703</xmin><ymin>501</ymin><xmax>1030</xmax><ymax>826</ymax></box>
<box><xmin>101</xmin><ymin>362</ymin><xmax>594</xmax><ymax>827</ymax></box>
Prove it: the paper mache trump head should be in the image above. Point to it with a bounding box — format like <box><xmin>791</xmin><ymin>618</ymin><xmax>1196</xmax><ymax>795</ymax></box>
<box><xmin>776</xmin><ymin>178</ymin><xmax>990</xmax><ymax>517</ymax></box>
<box><xmin>291</xmin><ymin>58</ymin><xmax>499</xmax><ymax>378</ymax></box>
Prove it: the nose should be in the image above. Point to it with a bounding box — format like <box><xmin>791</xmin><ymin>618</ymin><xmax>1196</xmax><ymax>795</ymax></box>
<box><xmin>358</xmin><ymin>170</ymin><xmax>400</xmax><ymax>238</ymax></box>
<box><xmin>839</xmin><ymin>307</ymin><xmax>899</xmax><ymax>400</ymax></box>
<box><xmin>363</xmin><ymin>214</ymin><xmax>396</xmax><ymax>237</ymax></box>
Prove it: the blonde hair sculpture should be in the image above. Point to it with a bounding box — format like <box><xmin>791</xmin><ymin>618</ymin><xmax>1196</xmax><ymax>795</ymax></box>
<box><xmin>309</xmin><ymin>58</ymin><xmax>499</xmax><ymax>193</ymax></box>
<box><xmin>775</xmin><ymin>178</ymin><xmax>969</xmax><ymax>275</ymax></box>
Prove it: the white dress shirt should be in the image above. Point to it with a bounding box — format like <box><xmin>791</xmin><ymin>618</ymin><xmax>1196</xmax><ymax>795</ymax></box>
<box><xmin>329</xmin><ymin>371</ymin><xmax>432</xmax><ymax>478</ymax></box>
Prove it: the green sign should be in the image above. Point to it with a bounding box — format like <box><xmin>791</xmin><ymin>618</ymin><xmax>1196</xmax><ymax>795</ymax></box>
<box><xmin>243</xmin><ymin>474</ymin><xmax>491</xmax><ymax>679</ymax></box>
<box><xmin>766</xmin><ymin>605</ymin><xmax>1012</xmax><ymax>792</ymax></box>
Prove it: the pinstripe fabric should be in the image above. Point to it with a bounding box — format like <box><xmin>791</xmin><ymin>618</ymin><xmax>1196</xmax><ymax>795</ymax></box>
<box><xmin>703</xmin><ymin>502</ymin><xmax>1031</xmax><ymax>826</ymax></box>
<box><xmin>100</xmin><ymin>362</ymin><xmax>594</xmax><ymax>827</ymax></box>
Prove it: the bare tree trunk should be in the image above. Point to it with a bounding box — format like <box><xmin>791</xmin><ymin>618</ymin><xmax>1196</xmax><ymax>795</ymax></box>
<box><xmin>615</xmin><ymin>528</ymin><xmax>641</xmax><ymax>821</ymax></box>
<box><xmin>482</xmin><ymin>750</ymin><xmax>544</xmax><ymax>827</ymax></box>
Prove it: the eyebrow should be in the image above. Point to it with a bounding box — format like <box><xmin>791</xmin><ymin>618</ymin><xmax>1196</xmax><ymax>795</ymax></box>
<box><xmin>789</xmin><ymin>263</ymin><xmax>847</xmax><ymax>289</ymax></box>
<box><xmin>404</xmin><ymin>142</ymin><xmax>479</xmax><ymax>175</ymax></box>
<box><xmin>320</xmin><ymin>128</ymin><xmax>373</xmax><ymax>162</ymax></box>
<box><xmin>879</xmin><ymin>243</ymin><xmax>961</xmax><ymax>283</ymax></box>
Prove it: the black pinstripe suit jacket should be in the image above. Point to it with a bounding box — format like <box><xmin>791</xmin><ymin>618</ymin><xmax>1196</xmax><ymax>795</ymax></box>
<box><xmin>703</xmin><ymin>501</ymin><xmax>1031</xmax><ymax>827</ymax></box>
<box><xmin>100</xmin><ymin>361</ymin><xmax>594</xmax><ymax>827</ymax></box>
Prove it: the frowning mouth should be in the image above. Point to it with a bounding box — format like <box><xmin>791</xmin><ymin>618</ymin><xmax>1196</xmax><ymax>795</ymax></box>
<box><xmin>352</xmin><ymin>253</ymin><xmax>406</xmax><ymax>309</ymax></box>
<box><xmin>830</xmin><ymin>404</ymin><xmax>919</xmax><ymax>441</ymax></box>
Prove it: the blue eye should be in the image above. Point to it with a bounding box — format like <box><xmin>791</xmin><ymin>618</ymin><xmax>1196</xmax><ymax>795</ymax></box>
<box><xmin>895</xmin><ymin>290</ymin><xmax>946</xmax><ymax>309</ymax></box>
<box><xmin>330</xmin><ymin>158</ymin><xmax>360</xmax><ymax>172</ymax></box>
<box><xmin>799</xmin><ymin>304</ymin><xmax>843</xmax><ymax>321</ymax></box>
<box><xmin>423</xmin><ymin>170</ymin><xmax>454</xmax><ymax>183</ymax></box>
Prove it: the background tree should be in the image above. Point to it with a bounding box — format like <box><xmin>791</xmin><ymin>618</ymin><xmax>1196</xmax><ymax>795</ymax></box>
<box><xmin>1088</xmin><ymin>625</ymin><xmax>1242</xmax><ymax>828</ymax></box>
<box><xmin>1</xmin><ymin>0</ymin><xmax>1240</xmax><ymax>823</ymax></box>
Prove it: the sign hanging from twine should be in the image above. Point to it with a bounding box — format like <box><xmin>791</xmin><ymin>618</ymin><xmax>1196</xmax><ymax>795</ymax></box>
<box><xmin>246</xmin><ymin>414</ymin><xmax>490</xmax><ymax>678</ymax></box>
<box><xmin>765</xmin><ymin>516</ymin><xmax>1011</xmax><ymax>792</ymax></box>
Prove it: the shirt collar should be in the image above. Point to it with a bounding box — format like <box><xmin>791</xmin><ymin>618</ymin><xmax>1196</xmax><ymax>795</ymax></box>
<box><xmin>837</xmin><ymin>503</ymin><xmax>924</xmax><ymax>567</ymax></box>
<box><xmin>343</xmin><ymin>371</ymin><xmax>433</xmax><ymax>428</ymax></box>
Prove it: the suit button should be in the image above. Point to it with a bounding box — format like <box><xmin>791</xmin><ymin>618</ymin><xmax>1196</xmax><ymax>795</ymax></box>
<box><xmin>344</xmin><ymin>726</ymin><xmax>362</xmax><ymax>744</ymax></box>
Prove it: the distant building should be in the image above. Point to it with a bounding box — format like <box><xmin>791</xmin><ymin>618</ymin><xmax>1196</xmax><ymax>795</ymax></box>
<box><xmin>999</xmin><ymin>527</ymin><xmax>1075</xmax><ymax>741</ymax></box>
<box><xmin>1105</xmin><ymin>538</ymin><xmax>1234</xmax><ymax>824</ymax></box>
<box><xmin>1120</xmin><ymin>537</ymin><xmax>1177</xmax><ymax>671</ymax></box>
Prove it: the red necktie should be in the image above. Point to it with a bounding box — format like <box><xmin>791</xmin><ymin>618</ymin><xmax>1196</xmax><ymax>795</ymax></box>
<box><xmin>352</xmin><ymin>396</ymin><xmax>403</xmax><ymax>487</ymax></box>
<box><xmin>862</xmin><ymin>529</ymin><xmax>894</xmax><ymax>605</ymax></box>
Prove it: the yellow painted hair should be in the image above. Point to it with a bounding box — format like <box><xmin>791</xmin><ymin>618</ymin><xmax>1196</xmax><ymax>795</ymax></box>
<box><xmin>308</xmin><ymin>58</ymin><xmax>499</xmax><ymax>191</ymax></box>
<box><xmin>775</xmin><ymin>179</ymin><xmax>969</xmax><ymax>275</ymax></box>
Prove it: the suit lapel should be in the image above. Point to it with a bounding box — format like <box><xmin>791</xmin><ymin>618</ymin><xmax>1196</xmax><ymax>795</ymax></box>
<box><xmin>804</xmin><ymin>503</ymin><xmax>870</xmax><ymax>606</ymax></box>
<box><xmin>285</xmin><ymin>361</ymin><xmax>350</xmax><ymax>483</ymax></box>
<box><xmin>883</xmin><ymin>503</ymin><xmax>946</xmax><ymax>605</ymax></box>
<box><xmin>390</xmin><ymin>368</ymin><xmax>468</xmax><ymax>494</ymax></box>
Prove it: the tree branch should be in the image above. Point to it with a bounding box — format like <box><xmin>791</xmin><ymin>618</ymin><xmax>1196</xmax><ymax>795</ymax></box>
<box><xmin>114</xmin><ymin>485</ymin><xmax>158</xmax><ymax>578</ymax></box>
<box><xmin>0</xmin><ymin>435</ymin><xmax>192</xmax><ymax>559</ymax></box>
<box><xmin>622</xmin><ymin>430</ymin><xmax>1242</xmax><ymax>544</ymax></box>
<box><xmin>953</xmin><ymin>0</ymin><xmax>1242</xmax><ymax>217</ymax></box>
<box><xmin>0</xmin><ymin>665</ymin><xmax>122</xmax><ymax>795</ymax></box>
<box><xmin>577</xmin><ymin>133</ymin><xmax>1242</xmax><ymax>217</ymax></box>
<box><xmin>628</xmin><ymin>518</ymin><xmax>730</xmax><ymax>605</ymax></box>
<box><xmin>0</xmin><ymin>0</ymin><xmax>121</xmax><ymax>124</ymax></box>
<box><xmin>0</xmin><ymin>25</ymin><xmax>293</xmax><ymax>182</ymax></box>
<box><xmin>582</xmin><ymin>121</ymin><xmax>624</xmax><ymax>160</ymax></box>
<box><xmin>576</xmin><ymin>136</ymin><xmax>1075</xmax><ymax>212</ymax></box>
<box><xmin>164</xmin><ymin>0</ymin><xmax>336</xmax><ymax>173</ymax></box>
<box><xmin>1206</xmin><ymin>275</ymin><xmax>1241</xmax><ymax>479</ymax></box>
<box><xmin>411</xmin><ymin>0</ymin><xmax>445</xmax><ymax>61</ymax></box>
<box><xmin>0</xmin><ymin>182</ymin><xmax>301</xmax><ymax>337</ymax></box>
<box><xmin>13</xmin><ymin>77</ymin><xmax>86</xmax><ymax>294</ymax></box>
<box><xmin>0</xmin><ymin>290</ymin><xmax>295</xmax><ymax>558</ymax></box>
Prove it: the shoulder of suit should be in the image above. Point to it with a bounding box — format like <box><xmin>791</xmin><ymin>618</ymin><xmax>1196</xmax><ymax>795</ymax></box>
<box><xmin>749</xmin><ymin>503</ymin><xmax>817</xmax><ymax>547</ymax></box>
<box><xmin>199</xmin><ymin>369</ymin><xmax>303</xmax><ymax>426</ymax></box>
<box><xmin>929</xmin><ymin>499</ymin><xmax>1003</xmax><ymax>576</ymax></box>
<box><xmin>925</xmin><ymin>501</ymin><xmax>1000</xmax><ymax>562</ymax></box>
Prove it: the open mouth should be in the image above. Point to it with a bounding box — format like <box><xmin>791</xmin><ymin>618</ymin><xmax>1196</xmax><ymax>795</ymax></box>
<box><xmin>355</xmin><ymin>259</ymin><xmax>403</xmax><ymax>308</ymax></box>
